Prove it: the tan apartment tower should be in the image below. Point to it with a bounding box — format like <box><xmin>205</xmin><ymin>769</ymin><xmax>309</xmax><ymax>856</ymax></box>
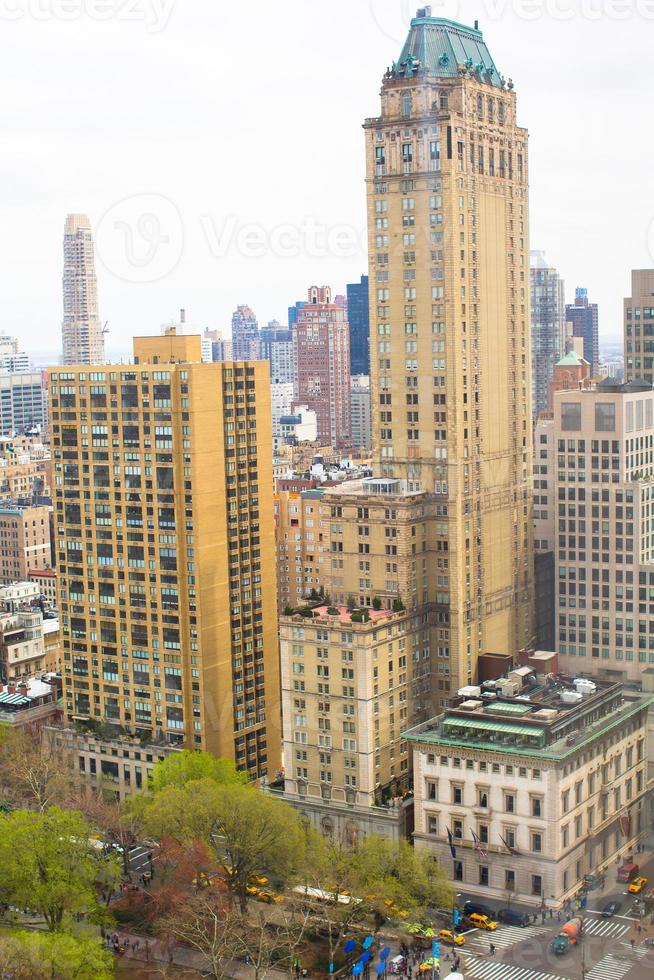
<box><xmin>364</xmin><ymin>10</ymin><xmax>533</xmax><ymax>681</ymax></box>
<box><xmin>49</xmin><ymin>329</ymin><xmax>280</xmax><ymax>778</ymax></box>
<box><xmin>624</xmin><ymin>269</ymin><xmax>654</xmax><ymax>384</ymax></box>
<box><xmin>62</xmin><ymin>214</ymin><xmax>105</xmax><ymax>366</ymax></box>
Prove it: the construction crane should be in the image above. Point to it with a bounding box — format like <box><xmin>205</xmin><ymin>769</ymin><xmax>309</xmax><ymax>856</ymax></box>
<box><xmin>102</xmin><ymin>321</ymin><xmax>109</xmax><ymax>335</ymax></box>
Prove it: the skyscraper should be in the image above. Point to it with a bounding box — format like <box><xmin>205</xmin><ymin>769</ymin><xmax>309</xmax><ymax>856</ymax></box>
<box><xmin>365</xmin><ymin>9</ymin><xmax>533</xmax><ymax>676</ymax></box>
<box><xmin>293</xmin><ymin>286</ymin><xmax>351</xmax><ymax>447</ymax></box>
<box><xmin>62</xmin><ymin>214</ymin><xmax>104</xmax><ymax>366</ymax></box>
<box><xmin>49</xmin><ymin>330</ymin><xmax>280</xmax><ymax>778</ymax></box>
<box><xmin>346</xmin><ymin>275</ymin><xmax>370</xmax><ymax>376</ymax></box>
<box><xmin>231</xmin><ymin>305</ymin><xmax>260</xmax><ymax>360</ymax></box>
<box><xmin>624</xmin><ymin>269</ymin><xmax>654</xmax><ymax>383</ymax></box>
<box><xmin>275</xmin><ymin>11</ymin><xmax>534</xmax><ymax>839</ymax></box>
<box><xmin>565</xmin><ymin>288</ymin><xmax>599</xmax><ymax>376</ymax></box>
<box><xmin>530</xmin><ymin>250</ymin><xmax>565</xmax><ymax>419</ymax></box>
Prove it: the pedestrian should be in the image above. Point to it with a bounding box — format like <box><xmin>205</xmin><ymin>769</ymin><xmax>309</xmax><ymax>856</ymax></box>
<box><xmin>630</xmin><ymin>938</ymin><xmax>635</xmax><ymax>951</ymax></box>
<box><xmin>556</xmin><ymin>909</ymin><xmax>561</xmax><ymax>922</ymax></box>
<box><xmin>549</xmin><ymin>909</ymin><xmax>553</xmax><ymax>919</ymax></box>
<box><xmin>489</xmin><ymin>942</ymin><xmax>495</xmax><ymax>957</ymax></box>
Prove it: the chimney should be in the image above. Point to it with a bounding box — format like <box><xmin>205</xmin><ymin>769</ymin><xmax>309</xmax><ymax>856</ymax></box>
<box><xmin>180</xmin><ymin>308</ymin><xmax>186</xmax><ymax>325</ymax></box>
<box><xmin>7</xmin><ymin>684</ymin><xmax>16</xmax><ymax>694</ymax></box>
<box><xmin>18</xmin><ymin>683</ymin><xmax>28</xmax><ymax>696</ymax></box>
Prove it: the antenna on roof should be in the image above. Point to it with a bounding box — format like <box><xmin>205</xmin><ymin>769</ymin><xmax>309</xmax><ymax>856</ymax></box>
<box><xmin>474</xmin><ymin>20</ymin><xmax>479</xmax><ymax>29</ymax></box>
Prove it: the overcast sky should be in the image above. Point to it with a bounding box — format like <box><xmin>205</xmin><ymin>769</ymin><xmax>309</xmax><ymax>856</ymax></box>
<box><xmin>2</xmin><ymin>0</ymin><xmax>652</xmax><ymax>358</ymax></box>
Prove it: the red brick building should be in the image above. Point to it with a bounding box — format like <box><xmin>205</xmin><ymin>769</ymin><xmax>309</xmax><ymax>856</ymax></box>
<box><xmin>292</xmin><ymin>286</ymin><xmax>351</xmax><ymax>448</ymax></box>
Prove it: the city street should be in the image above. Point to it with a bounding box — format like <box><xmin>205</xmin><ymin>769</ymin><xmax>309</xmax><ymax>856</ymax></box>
<box><xmin>456</xmin><ymin>890</ymin><xmax>653</xmax><ymax>977</ymax></box>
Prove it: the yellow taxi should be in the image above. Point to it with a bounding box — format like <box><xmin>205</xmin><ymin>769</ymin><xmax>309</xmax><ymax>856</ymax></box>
<box><xmin>248</xmin><ymin>873</ymin><xmax>269</xmax><ymax>887</ymax></box>
<box><xmin>257</xmin><ymin>891</ymin><xmax>285</xmax><ymax>904</ymax></box>
<box><xmin>628</xmin><ymin>876</ymin><xmax>648</xmax><ymax>894</ymax></box>
<box><xmin>469</xmin><ymin>913</ymin><xmax>497</xmax><ymax>931</ymax></box>
<box><xmin>438</xmin><ymin>929</ymin><xmax>465</xmax><ymax>947</ymax></box>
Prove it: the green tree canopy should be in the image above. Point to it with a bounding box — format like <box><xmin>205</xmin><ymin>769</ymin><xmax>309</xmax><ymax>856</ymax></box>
<box><xmin>141</xmin><ymin>780</ymin><xmax>307</xmax><ymax>909</ymax></box>
<box><xmin>0</xmin><ymin>931</ymin><xmax>113</xmax><ymax>980</ymax></box>
<box><xmin>0</xmin><ymin>807</ymin><xmax>119</xmax><ymax>931</ymax></box>
<box><xmin>150</xmin><ymin>750</ymin><xmax>247</xmax><ymax>794</ymax></box>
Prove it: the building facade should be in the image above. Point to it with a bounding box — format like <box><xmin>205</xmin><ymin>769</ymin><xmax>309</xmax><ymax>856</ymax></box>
<box><xmin>274</xmin><ymin>488</ymin><xmax>326</xmax><ymax>611</ymax></box>
<box><xmin>530</xmin><ymin>251</ymin><xmax>565</xmax><ymax>420</ymax></box>
<box><xmin>549</xmin><ymin>379</ymin><xmax>654</xmax><ymax>684</ymax></box>
<box><xmin>49</xmin><ymin>330</ymin><xmax>280</xmax><ymax>778</ymax></box>
<box><xmin>231</xmin><ymin>305</ymin><xmax>261</xmax><ymax>361</ymax></box>
<box><xmin>565</xmin><ymin>288</ymin><xmax>599</xmax><ymax>377</ymax></box>
<box><xmin>350</xmin><ymin>375</ymin><xmax>372</xmax><ymax>450</ymax></box>
<box><xmin>406</xmin><ymin>673</ymin><xmax>652</xmax><ymax>905</ymax></box>
<box><xmin>347</xmin><ymin>275</ymin><xmax>370</xmax><ymax>376</ymax></box>
<box><xmin>278</xmin><ymin>603</ymin><xmax>424</xmax><ymax>840</ymax></box>
<box><xmin>364</xmin><ymin>11</ymin><xmax>533</xmax><ymax>686</ymax></box>
<box><xmin>0</xmin><ymin>505</ymin><xmax>51</xmax><ymax>583</ymax></box>
<box><xmin>293</xmin><ymin>286</ymin><xmax>351</xmax><ymax>449</ymax></box>
<box><xmin>624</xmin><ymin>269</ymin><xmax>654</xmax><ymax>384</ymax></box>
<box><xmin>62</xmin><ymin>214</ymin><xmax>105</xmax><ymax>366</ymax></box>
<box><xmin>0</xmin><ymin>373</ymin><xmax>47</xmax><ymax>436</ymax></box>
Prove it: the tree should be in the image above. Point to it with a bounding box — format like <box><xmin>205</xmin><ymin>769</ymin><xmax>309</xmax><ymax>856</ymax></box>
<box><xmin>159</xmin><ymin>887</ymin><xmax>236</xmax><ymax>980</ymax></box>
<box><xmin>150</xmin><ymin>750</ymin><xmax>247</xmax><ymax>794</ymax></box>
<box><xmin>139</xmin><ymin>777</ymin><xmax>223</xmax><ymax>845</ymax></box>
<box><xmin>141</xmin><ymin>781</ymin><xmax>307</xmax><ymax>910</ymax></box>
<box><xmin>0</xmin><ymin>931</ymin><xmax>113</xmax><ymax>980</ymax></box>
<box><xmin>0</xmin><ymin>724</ymin><xmax>72</xmax><ymax>812</ymax></box>
<box><xmin>210</xmin><ymin>785</ymin><xmax>307</xmax><ymax>910</ymax></box>
<box><xmin>0</xmin><ymin>807</ymin><xmax>119</xmax><ymax>931</ymax></box>
<box><xmin>296</xmin><ymin>833</ymin><xmax>453</xmax><ymax>969</ymax></box>
<box><xmin>228</xmin><ymin>905</ymin><xmax>311</xmax><ymax>980</ymax></box>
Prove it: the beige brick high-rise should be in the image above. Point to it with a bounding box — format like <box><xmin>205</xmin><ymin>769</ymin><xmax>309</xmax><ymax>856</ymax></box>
<box><xmin>49</xmin><ymin>330</ymin><xmax>280</xmax><ymax>778</ymax></box>
<box><xmin>624</xmin><ymin>269</ymin><xmax>654</xmax><ymax>383</ymax></box>
<box><xmin>62</xmin><ymin>214</ymin><xmax>105</xmax><ymax>366</ymax></box>
<box><xmin>365</xmin><ymin>10</ymin><xmax>533</xmax><ymax>683</ymax></box>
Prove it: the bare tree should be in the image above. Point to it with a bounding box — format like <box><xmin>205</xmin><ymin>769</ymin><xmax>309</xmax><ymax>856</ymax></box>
<box><xmin>0</xmin><ymin>724</ymin><xmax>72</xmax><ymax>812</ymax></box>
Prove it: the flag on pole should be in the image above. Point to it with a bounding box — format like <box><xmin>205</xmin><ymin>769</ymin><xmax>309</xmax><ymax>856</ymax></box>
<box><xmin>471</xmin><ymin>829</ymin><xmax>488</xmax><ymax>859</ymax></box>
<box><xmin>499</xmin><ymin>833</ymin><xmax>518</xmax><ymax>856</ymax></box>
<box><xmin>446</xmin><ymin>827</ymin><xmax>457</xmax><ymax>859</ymax></box>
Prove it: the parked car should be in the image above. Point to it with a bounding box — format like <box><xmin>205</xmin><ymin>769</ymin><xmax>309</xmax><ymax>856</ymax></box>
<box><xmin>497</xmin><ymin>908</ymin><xmax>529</xmax><ymax>927</ymax></box>
<box><xmin>469</xmin><ymin>913</ymin><xmax>497</xmax><ymax>931</ymax></box>
<box><xmin>438</xmin><ymin>930</ymin><xmax>465</xmax><ymax>947</ymax></box>
<box><xmin>583</xmin><ymin>873</ymin><xmax>605</xmax><ymax>891</ymax></box>
<box><xmin>600</xmin><ymin>898</ymin><xmax>621</xmax><ymax>917</ymax></box>
<box><xmin>628</xmin><ymin>876</ymin><xmax>648</xmax><ymax>894</ymax></box>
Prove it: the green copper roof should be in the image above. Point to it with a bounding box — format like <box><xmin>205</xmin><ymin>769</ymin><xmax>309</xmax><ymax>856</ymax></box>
<box><xmin>393</xmin><ymin>14</ymin><xmax>503</xmax><ymax>87</ymax></box>
<box><xmin>557</xmin><ymin>351</ymin><xmax>588</xmax><ymax>367</ymax></box>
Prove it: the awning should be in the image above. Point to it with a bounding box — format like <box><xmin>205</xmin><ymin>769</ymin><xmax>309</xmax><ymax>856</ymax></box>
<box><xmin>443</xmin><ymin>717</ymin><xmax>545</xmax><ymax>739</ymax></box>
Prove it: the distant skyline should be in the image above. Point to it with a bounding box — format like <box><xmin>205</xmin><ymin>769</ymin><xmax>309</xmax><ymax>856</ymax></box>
<box><xmin>2</xmin><ymin>1</ymin><xmax>652</xmax><ymax>354</ymax></box>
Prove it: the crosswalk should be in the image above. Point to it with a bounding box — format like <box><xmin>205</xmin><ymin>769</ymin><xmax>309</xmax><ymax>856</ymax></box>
<box><xmin>618</xmin><ymin>941</ymin><xmax>654</xmax><ymax>960</ymax></box>
<box><xmin>582</xmin><ymin>917</ymin><xmax>630</xmax><ymax>940</ymax></box>
<box><xmin>586</xmin><ymin>954</ymin><xmax>634</xmax><ymax>979</ymax></box>
<box><xmin>463</xmin><ymin>924</ymin><xmax>550</xmax><ymax>955</ymax></box>
<box><xmin>464</xmin><ymin>960</ymin><xmax>572</xmax><ymax>980</ymax></box>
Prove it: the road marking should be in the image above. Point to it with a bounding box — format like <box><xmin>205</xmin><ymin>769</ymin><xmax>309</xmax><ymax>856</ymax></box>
<box><xmin>464</xmin><ymin>960</ymin><xmax>571</xmax><ymax>980</ymax></box>
<box><xmin>463</xmin><ymin>924</ymin><xmax>550</xmax><ymax>954</ymax></box>
<box><xmin>618</xmin><ymin>941</ymin><xmax>654</xmax><ymax>959</ymax></box>
<box><xmin>586</xmin><ymin>954</ymin><xmax>634</xmax><ymax>979</ymax></box>
<box><xmin>583</xmin><ymin>918</ymin><xmax>630</xmax><ymax>939</ymax></box>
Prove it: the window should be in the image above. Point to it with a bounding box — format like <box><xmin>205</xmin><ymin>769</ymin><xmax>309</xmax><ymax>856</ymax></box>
<box><xmin>595</xmin><ymin>403</ymin><xmax>616</xmax><ymax>432</ymax></box>
<box><xmin>479</xmin><ymin>865</ymin><xmax>489</xmax><ymax>886</ymax></box>
<box><xmin>531</xmin><ymin>797</ymin><xmax>543</xmax><ymax>818</ymax></box>
<box><xmin>562</xmin><ymin>402</ymin><xmax>581</xmax><ymax>431</ymax></box>
<box><xmin>428</xmin><ymin>815</ymin><xmax>438</xmax><ymax>835</ymax></box>
<box><xmin>532</xmin><ymin>832</ymin><xmax>543</xmax><ymax>853</ymax></box>
<box><xmin>505</xmin><ymin>869</ymin><xmax>515</xmax><ymax>890</ymax></box>
<box><xmin>452</xmin><ymin>785</ymin><xmax>463</xmax><ymax>805</ymax></box>
<box><xmin>427</xmin><ymin>781</ymin><xmax>437</xmax><ymax>801</ymax></box>
<box><xmin>505</xmin><ymin>793</ymin><xmax>515</xmax><ymax>813</ymax></box>
<box><xmin>478</xmin><ymin>790</ymin><xmax>489</xmax><ymax>808</ymax></box>
<box><xmin>531</xmin><ymin>874</ymin><xmax>542</xmax><ymax>896</ymax></box>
